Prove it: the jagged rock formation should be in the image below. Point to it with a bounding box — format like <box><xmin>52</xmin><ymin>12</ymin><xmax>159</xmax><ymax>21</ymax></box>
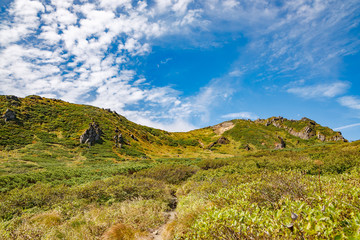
<box><xmin>317</xmin><ymin>133</ymin><xmax>326</xmax><ymax>142</ymax></box>
<box><xmin>288</xmin><ymin>126</ymin><xmax>315</xmax><ymax>140</ymax></box>
<box><xmin>274</xmin><ymin>136</ymin><xmax>286</xmax><ymax>149</ymax></box>
<box><xmin>208</xmin><ymin>136</ymin><xmax>230</xmax><ymax>149</ymax></box>
<box><xmin>256</xmin><ymin>117</ymin><xmax>346</xmax><ymax>142</ymax></box>
<box><xmin>113</xmin><ymin>127</ymin><xmax>129</xmax><ymax>148</ymax></box>
<box><xmin>80</xmin><ymin>122</ymin><xmax>103</xmax><ymax>145</ymax></box>
<box><xmin>114</xmin><ymin>133</ymin><xmax>125</xmax><ymax>148</ymax></box>
<box><xmin>217</xmin><ymin>136</ymin><xmax>230</xmax><ymax>144</ymax></box>
<box><xmin>2</xmin><ymin>109</ymin><xmax>16</xmax><ymax>122</ymax></box>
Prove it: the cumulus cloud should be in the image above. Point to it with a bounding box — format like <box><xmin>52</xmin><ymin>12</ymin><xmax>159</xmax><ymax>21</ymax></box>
<box><xmin>0</xmin><ymin>0</ymin><xmax>206</xmax><ymax>131</ymax></box>
<box><xmin>0</xmin><ymin>0</ymin><xmax>359</xmax><ymax>132</ymax></box>
<box><xmin>338</xmin><ymin>96</ymin><xmax>360</xmax><ymax>110</ymax></box>
<box><xmin>0</xmin><ymin>0</ymin><xmax>44</xmax><ymax>46</ymax></box>
<box><xmin>287</xmin><ymin>82</ymin><xmax>350</xmax><ymax>99</ymax></box>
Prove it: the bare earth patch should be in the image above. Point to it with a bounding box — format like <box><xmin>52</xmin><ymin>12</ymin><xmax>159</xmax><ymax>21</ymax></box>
<box><xmin>212</xmin><ymin>121</ymin><xmax>235</xmax><ymax>135</ymax></box>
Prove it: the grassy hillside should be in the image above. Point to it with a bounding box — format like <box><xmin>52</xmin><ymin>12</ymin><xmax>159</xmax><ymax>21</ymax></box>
<box><xmin>0</xmin><ymin>95</ymin><xmax>345</xmax><ymax>159</ymax></box>
<box><xmin>0</xmin><ymin>95</ymin><xmax>359</xmax><ymax>239</ymax></box>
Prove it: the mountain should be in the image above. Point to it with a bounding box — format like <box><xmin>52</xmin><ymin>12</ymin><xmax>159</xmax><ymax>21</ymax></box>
<box><xmin>0</xmin><ymin>95</ymin><xmax>346</xmax><ymax>160</ymax></box>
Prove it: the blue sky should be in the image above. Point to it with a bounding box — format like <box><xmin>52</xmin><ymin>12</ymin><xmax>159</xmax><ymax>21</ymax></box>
<box><xmin>0</xmin><ymin>0</ymin><xmax>360</xmax><ymax>140</ymax></box>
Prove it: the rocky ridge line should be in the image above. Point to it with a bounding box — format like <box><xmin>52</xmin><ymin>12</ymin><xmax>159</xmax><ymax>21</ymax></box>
<box><xmin>255</xmin><ymin>117</ymin><xmax>346</xmax><ymax>142</ymax></box>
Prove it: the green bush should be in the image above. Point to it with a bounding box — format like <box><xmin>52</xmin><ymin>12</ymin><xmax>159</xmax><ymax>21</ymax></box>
<box><xmin>197</xmin><ymin>158</ymin><xmax>230</xmax><ymax>170</ymax></box>
<box><xmin>135</xmin><ymin>164</ymin><xmax>199</xmax><ymax>185</ymax></box>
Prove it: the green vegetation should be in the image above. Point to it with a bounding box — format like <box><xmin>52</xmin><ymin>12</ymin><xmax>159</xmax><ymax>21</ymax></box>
<box><xmin>0</xmin><ymin>95</ymin><xmax>359</xmax><ymax>239</ymax></box>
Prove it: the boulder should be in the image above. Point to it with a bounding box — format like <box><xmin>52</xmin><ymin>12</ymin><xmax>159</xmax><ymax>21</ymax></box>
<box><xmin>274</xmin><ymin>136</ymin><xmax>286</xmax><ymax>149</ymax></box>
<box><xmin>317</xmin><ymin>133</ymin><xmax>326</xmax><ymax>142</ymax></box>
<box><xmin>2</xmin><ymin>109</ymin><xmax>16</xmax><ymax>122</ymax></box>
<box><xmin>80</xmin><ymin>122</ymin><xmax>103</xmax><ymax>145</ymax></box>
<box><xmin>207</xmin><ymin>136</ymin><xmax>230</xmax><ymax>149</ymax></box>
<box><xmin>217</xmin><ymin>136</ymin><xmax>230</xmax><ymax>145</ymax></box>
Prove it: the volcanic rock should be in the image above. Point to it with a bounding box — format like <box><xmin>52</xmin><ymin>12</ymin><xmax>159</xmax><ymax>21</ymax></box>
<box><xmin>208</xmin><ymin>136</ymin><xmax>230</xmax><ymax>149</ymax></box>
<box><xmin>288</xmin><ymin>126</ymin><xmax>315</xmax><ymax>140</ymax></box>
<box><xmin>80</xmin><ymin>122</ymin><xmax>103</xmax><ymax>145</ymax></box>
<box><xmin>2</xmin><ymin>109</ymin><xmax>16</xmax><ymax>122</ymax></box>
<box><xmin>274</xmin><ymin>136</ymin><xmax>286</xmax><ymax>149</ymax></box>
<box><xmin>317</xmin><ymin>133</ymin><xmax>326</xmax><ymax>142</ymax></box>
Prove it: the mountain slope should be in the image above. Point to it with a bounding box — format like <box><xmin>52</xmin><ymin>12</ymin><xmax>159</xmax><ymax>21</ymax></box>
<box><xmin>0</xmin><ymin>95</ymin><xmax>347</xmax><ymax>160</ymax></box>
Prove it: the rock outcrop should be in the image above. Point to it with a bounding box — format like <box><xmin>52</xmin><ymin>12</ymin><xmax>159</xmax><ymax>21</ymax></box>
<box><xmin>327</xmin><ymin>133</ymin><xmax>347</xmax><ymax>142</ymax></box>
<box><xmin>80</xmin><ymin>122</ymin><xmax>103</xmax><ymax>145</ymax></box>
<box><xmin>6</xmin><ymin>95</ymin><xmax>19</xmax><ymax>101</ymax></box>
<box><xmin>2</xmin><ymin>109</ymin><xmax>16</xmax><ymax>122</ymax></box>
<box><xmin>114</xmin><ymin>133</ymin><xmax>125</xmax><ymax>148</ymax></box>
<box><xmin>113</xmin><ymin>127</ymin><xmax>131</xmax><ymax>148</ymax></box>
<box><xmin>257</xmin><ymin>116</ymin><xmax>347</xmax><ymax>142</ymax></box>
<box><xmin>208</xmin><ymin>136</ymin><xmax>230</xmax><ymax>149</ymax></box>
<box><xmin>288</xmin><ymin>126</ymin><xmax>315</xmax><ymax>140</ymax></box>
<box><xmin>5</xmin><ymin>95</ymin><xmax>21</xmax><ymax>106</ymax></box>
<box><xmin>274</xmin><ymin>136</ymin><xmax>286</xmax><ymax>149</ymax></box>
<box><xmin>317</xmin><ymin>133</ymin><xmax>326</xmax><ymax>142</ymax></box>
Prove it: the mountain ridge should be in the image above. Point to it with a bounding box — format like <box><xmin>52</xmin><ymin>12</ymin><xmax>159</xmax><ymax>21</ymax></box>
<box><xmin>0</xmin><ymin>95</ymin><xmax>347</xmax><ymax>160</ymax></box>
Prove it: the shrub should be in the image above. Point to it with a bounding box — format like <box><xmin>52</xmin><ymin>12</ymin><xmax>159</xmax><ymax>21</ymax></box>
<box><xmin>250</xmin><ymin>172</ymin><xmax>308</xmax><ymax>208</ymax></box>
<box><xmin>135</xmin><ymin>164</ymin><xmax>199</xmax><ymax>185</ymax></box>
<box><xmin>197</xmin><ymin>158</ymin><xmax>230</xmax><ymax>170</ymax></box>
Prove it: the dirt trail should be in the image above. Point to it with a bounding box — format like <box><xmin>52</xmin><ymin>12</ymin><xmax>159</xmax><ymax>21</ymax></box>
<box><xmin>150</xmin><ymin>196</ymin><xmax>177</xmax><ymax>240</ymax></box>
<box><xmin>150</xmin><ymin>211</ymin><xmax>176</xmax><ymax>240</ymax></box>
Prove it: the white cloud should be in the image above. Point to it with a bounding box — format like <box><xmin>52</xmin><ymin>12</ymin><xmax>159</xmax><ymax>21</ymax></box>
<box><xmin>0</xmin><ymin>0</ymin><xmax>208</xmax><ymax>132</ymax></box>
<box><xmin>172</xmin><ymin>0</ymin><xmax>193</xmax><ymax>15</ymax></box>
<box><xmin>228</xmin><ymin>69</ymin><xmax>243</xmax><ymax>77</ymax></box>
<box><xmin>1</xmin><ymin>0</ymin><xmax>359</xmax><ymax>133</ymax></box>
<box><xmin>334</xmin><ymin>123</ymin><xmax>360</xmax><ymax>131</ymax></box>
<box><xmin>99</xmin><ymin>0</ymin><xmax>132</xmax><ymax>10</ymax></box>
<box><xmin>0</xmin><ymin>0</ymin><xmax>44</xmax><ymax>47</ymax></box>
<box><xmin>221</xmin><ymin>112</ymin><xmax>259</xmax><ymax>120</ymax></box>
<box><xmin>130</xmin><ymin>115</ymin><xmax>196</xmax><ymax>132</ymax></box>
<box><xmin>338</xmin><ymin>96</ymin><xmax>360</xmax><ymax>110</ymax></box>
<box><xmin>287</xmin><ymin>82</ymin><xmax>350</xmax><ymax>99</ymax></box>
<box><xmin>155</xmin><ymin>0</ymin><xmax>193</xmax><ymax>15</ymax></box>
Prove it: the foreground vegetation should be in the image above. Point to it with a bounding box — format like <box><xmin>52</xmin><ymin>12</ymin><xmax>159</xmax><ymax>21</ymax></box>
<box><xmin>0</xmin><ymin>95</ymin><xmax>359</xmax><ymax>239</ymax></box>
<box><xmin>0</xmin><ymin>140</ymin><xmax>359</xmax><ymax>239</ymax></box>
